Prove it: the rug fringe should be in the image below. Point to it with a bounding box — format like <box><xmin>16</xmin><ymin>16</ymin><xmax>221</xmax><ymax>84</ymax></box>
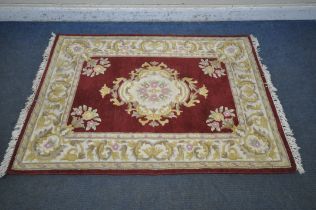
<box><xmin>250</xmin><ymin>34</ymin><xmax>304</xmax><ymax>174</ymax></box>
<box><xmin>0</xmin><ymin>33</ymin><xmax>56</xmax><ymax>178</ymax></box>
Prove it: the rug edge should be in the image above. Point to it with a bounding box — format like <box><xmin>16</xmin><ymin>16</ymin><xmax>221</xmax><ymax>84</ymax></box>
<box><xmin>250</xmin><ymin>34</ymin><xmax>305</xmax><ymax>174</ymax></box>
<box><xmin>0</xmin><ymin>33</ymin><xmax>57</xmax><ymax>178</ymax></box>
<box><xmin>0</xmin><ymin>34</ymin><xmax>303</xmax><ymax>176</ymax></box>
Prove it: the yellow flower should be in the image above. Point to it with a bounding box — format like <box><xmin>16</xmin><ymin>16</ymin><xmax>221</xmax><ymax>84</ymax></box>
<box><xmin>93</xmin><ymin>65</ymin><xmax>106</xmax><ymax>75</ymax></box>
<box><xmin>198</xmin><ymin>85</ymin><xmax>208</xmax><ymax>98</ymax></box>
<box><xmin>82</xmin><ymin>110</ymin><xmax>97</xmax><ymax>121</ymax></box>
<box><xmin>204</xmin><ymin>66</ymin><xmax>215</xmax><ymax>75</ymax></box>
<box><xmin>211</xmin><ymin>60</ymin><xmax>221</xmax><ymax>68</ymax></box>
<box><xmin>99</xmin><ymin>84</ymin><xmax>111</xmax><ymax>98</ymax></box>
<box><xmin>211</xmin><ymin>112</ymin><xmax>224</xmax><ymax>121</ymax></box>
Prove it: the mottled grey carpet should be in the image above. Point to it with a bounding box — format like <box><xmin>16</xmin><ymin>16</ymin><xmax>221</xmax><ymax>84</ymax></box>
<box><xmin>0</xmin><ymin>21</ymin><xmax>315</xmax><ymax>210</ymax></box>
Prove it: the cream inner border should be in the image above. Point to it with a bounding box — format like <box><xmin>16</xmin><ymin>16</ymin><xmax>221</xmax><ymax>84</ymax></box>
<box><xmin>12</xmin><ymin>35</ymin><xmax>292</xmax><ymax>170</ymax></box>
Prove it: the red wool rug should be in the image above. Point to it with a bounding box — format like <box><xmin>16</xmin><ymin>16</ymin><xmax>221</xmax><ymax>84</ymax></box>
<box><xmin>0</xmin><ymin>34</ymin><xmax>304</xmax><ymax>176</ymax></box>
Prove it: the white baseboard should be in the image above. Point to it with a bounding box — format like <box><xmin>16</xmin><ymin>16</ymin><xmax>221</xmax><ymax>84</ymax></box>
<box><xmin>0</xmin><ymin>4</ymin><xmax>315</xmax><ymax>21</ymax></box>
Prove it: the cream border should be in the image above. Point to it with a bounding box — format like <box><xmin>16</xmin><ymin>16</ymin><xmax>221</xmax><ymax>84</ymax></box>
<box><xmin>9</xmin><ymin>35</ymin><xmax>294</xmax><ymax>172</ymax></box>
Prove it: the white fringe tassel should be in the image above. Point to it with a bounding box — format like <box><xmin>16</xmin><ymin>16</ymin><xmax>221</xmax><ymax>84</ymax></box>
<box><xmin>250</xmin><ymin>34</ymin><xmax>304</xmax><ymax>174</ymax></box>
<box><xmin>0</xmin><ymin>33</ymin><xmax>56</xmax><ymax>178</ymax></box>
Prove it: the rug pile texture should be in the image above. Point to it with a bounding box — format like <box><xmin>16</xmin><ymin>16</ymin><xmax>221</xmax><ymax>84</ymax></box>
<box><xmin>0</xmin><ymin>34</ymin><xmax>304</xmax><ymax>176</ymax></box>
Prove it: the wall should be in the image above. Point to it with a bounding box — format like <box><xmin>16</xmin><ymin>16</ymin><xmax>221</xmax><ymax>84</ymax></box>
<box><xmin>0</xmin><ymin>0</ymin><xmax>315</xmax><ymax>21</ymax></box>
<box><xmin>0</xmin><ymin>0</ymin><xmax>316</xmax><ymax>6</ymax></box>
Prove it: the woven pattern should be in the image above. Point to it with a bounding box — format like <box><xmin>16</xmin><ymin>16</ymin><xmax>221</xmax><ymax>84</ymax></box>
<box><xmin>3</xmin><ymin>35</ymin><xmax>299</xmax><ymax>174</ymax></box>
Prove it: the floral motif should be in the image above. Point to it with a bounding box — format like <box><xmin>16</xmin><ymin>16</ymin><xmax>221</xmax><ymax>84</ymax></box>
<box><xmin>12</xmin><ymin>36</ymin><xmax>292</xmax><ymax>172</ymax></box>
<box><xmin>137</xmin><ymin>80</ymin><xmax>172</xmax><ymax>103</ymax></box>
<box><xmin>64</xmin><ymin>40</ymin><xmax>91</xmax><ymax>60</ymax></box>
<box><xmin>101</xmin><ymin>61</ymin><xmax>208</xmax><ymax>127</ymax></box>
<box><xmin>25</xmin><ymin>124</ymin><xmax>74</xmax><ymax>161</ymax></box>
<box><xmin>206</xmin><ymin>106</ymin><xmax>236</xmax><ymax>132</ymax></box>
<box><xmin>216</xmin><ymin>41</ymin><xmax>244</xmax><ymax>61</ymax></box>
<box><xmin>199</xmin><ymin>58</ymin><xmax>226</xmax><ymax>78</ymax></box>
<box><xmin>99</xmin><ymin>84</ymin><xmax>111</xmax><ymax>98</ymax></box>
<box><xmin>70</xmin><ymin>105</ymin><xmax>101</xmax><ymax>131</ymax></box>
<box><xmin>34</xmin><ymin>134</ymin><xmax>62</xmax><ymax>157</ymax></box>
<box><xmin>244</xmin><ymin>134</ymin><xmax>270</xmax><ymax>154</ymax></box>
<box><xmin>82</xmin><ymin>58</ymin><xmax>111</xmax><ymax>77</ymax></box>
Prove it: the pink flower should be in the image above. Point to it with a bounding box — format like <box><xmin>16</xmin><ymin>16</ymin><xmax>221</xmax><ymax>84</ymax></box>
<box><xmin>149</xmin><ymin>94</ymin><xmax>158</xmax><ymax>101</ymax></box>
<box><xmin>150</xmin><ymin>81</ymin><xmax>159</xmax><ymax>88</ymax></box>
<box><xmin>121</xmin><ymin>45</ymin><xmax>129</xmax><ymax>50</ymax></box>
<box><xmin>211</xmin><ymin>121</ymin><xmax>220</xmax><ymax>129</ymax></box>
<box><xmin>227</xmin><ymin>46</ymin><xmax>236</xmax><ymax>54</ymax></box>
<box><xmin>138</xmin><ymin>88</ymin><xmax>147</xmax><ymax>94</ymax></box>
<box><xmin>186</xmin><ymin>144</ymin><xmax>193</xmax><ymax>151</ymax></box>
<box><xmin>250</xmin><ymin>139</ymin><xmax>261</xmax><ymax>148</ymax></box>
<box><xmin>44</xmin><ymin>142</ymin><xmax>53</xmax><ymax>148</ymax></box>
<box><xmin>161</xmin><ymin>88</ymin><xmax>170</xmax><ymax>95</ymax></box>
<box><xmin>223</xmin><ymin>111</ymin><xmax>231</xmax><ymax>117</ymax></box>
<box><xmin>112</xmin><ymin>143</ymin><xmax>119</xmax><ymax>151</ymax></box>
<box><xmin>73</xmin><ymin>46</ymin><xmax>82</xmax><ymax>52</ymax></box>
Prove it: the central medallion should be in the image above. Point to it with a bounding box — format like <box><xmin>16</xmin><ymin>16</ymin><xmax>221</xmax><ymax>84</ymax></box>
<box><xmin>128</xmin><ymin>71</ymin><xmax>181</xmax><ymax>110</ymax></box>
<box><xmin>100</xmin><ymin>61</ymin><xmax>208</xmax><ymax>127</ymax></box>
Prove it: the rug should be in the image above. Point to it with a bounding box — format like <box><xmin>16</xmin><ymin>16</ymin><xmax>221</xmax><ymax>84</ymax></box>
<box><xmin>0</xmin><ymin>34</ymin><xmax>304</xmax><ymax>176</ymax></box>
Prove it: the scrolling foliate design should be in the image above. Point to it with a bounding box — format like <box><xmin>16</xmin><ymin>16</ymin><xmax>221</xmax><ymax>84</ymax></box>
<box><xmin>100</xmin><ymin>61</ymin><xmax>208</xmax><ymax>127</ymax></box>
<box><xmin>11</xmin><ymin>36</ymin><xmax>291</xmax><ymax>171</ymax></box>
